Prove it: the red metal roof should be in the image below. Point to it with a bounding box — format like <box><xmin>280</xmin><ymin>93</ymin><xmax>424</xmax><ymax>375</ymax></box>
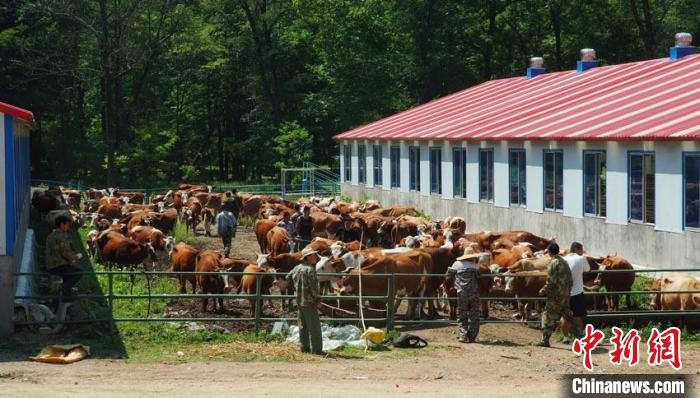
<box><xmin>0</xmin><ymin>101</ymin><xmax>34</xmax><ymax>124</ymax></box>
<box><xmin>334</xmin><ymin>54</ymin><xmax>700</xmax><ymax>141</ymax></box>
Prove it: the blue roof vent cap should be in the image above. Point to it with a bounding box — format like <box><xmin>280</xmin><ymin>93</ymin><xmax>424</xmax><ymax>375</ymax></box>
<box><xmin>577</xmin><ymin>48</ymin><xmax>598</xmax><ymax>73</ymax></box>
<box><xmin>526</xmin><ymin>57</ymin><xmax>545</xmax><ymax>79</ymax></box>
<box><xmin>670</xmin><ymin>32</ymin><xmax>696</xmax><ymax>61</ymax></box>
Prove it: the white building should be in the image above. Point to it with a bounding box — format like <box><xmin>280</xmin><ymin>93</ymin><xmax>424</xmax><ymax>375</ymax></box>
<box><xmin>335</xmin><ymin>41</ymin><xmax>700</xmax><ymax>270</ymax></box>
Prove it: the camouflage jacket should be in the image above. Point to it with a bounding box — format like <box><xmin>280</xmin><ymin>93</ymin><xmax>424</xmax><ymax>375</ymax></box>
<box><xmin>447</xmin><ymin>261</ymin><xmax>480</xmax><ymax>296</ymax></box>
<box><xmin>45</xmin><ymin>229</ymin><xmax>79</xmax><ymax>270</ymax></box>
<box><xmin>539</xmin><ymin>255</ymin><xmax>573</xmax><ymax>299</ymax></box>
<box><xmin>286</xmin><ymin>263</ymin><xmax>320</xmax><ymax>307</ymax></box>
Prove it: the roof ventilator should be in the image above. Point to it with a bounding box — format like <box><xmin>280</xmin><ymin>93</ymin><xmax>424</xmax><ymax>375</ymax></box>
<box><xmin>577</xmin><ymin>48</ymin><xmax>598</xmax><ymax>73</ymax></box>
<box><xmin>526</xmin><ymin>57</ymin><xmax>545</xmax><ymax>79</ymax></box>
<box><xmin>670</xmin><ymin>32</ymin><xmax>696</xmax><ymax>61</ymax></box>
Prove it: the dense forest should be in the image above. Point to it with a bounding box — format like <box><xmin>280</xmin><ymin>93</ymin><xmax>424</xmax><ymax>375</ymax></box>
<box><xmin>1</xmin><ymin>0</ymin><xmax>699</xmax><ymax>187</ymax></box>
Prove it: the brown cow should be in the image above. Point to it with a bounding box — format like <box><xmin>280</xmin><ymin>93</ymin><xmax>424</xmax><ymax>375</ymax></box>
<box><xmin>167</xmin><ymin>243</ymin><xmax>200</xmax><ymax>293</ymax></box>
<box><xmin>97</xmin><ymin>203</ymin><xmax>123</xmax><ymax>220</ymax></box>
<box><xmin>369</xmin><ymin>206</ymin><xmax>418</xmax><ymax>217</ymax></box>
<box><xmin>254</xmin><ymin>219</ymin><xmax>277</xmax><ymax>254</ymax></box>
<box><xmin>442</xmin><ymin>263</ymin><xmax>493</xmax><ymax>320</ymax></box>
<box><xmin>464</xmin><ymin>231</ymin><xmax>552</xmax><ymax>252</ymax></box>
<box><xmin>266</xmin><ymin>227</ymin><xmax>290</xmax><ymax>257</ymax></box>
<box><xmin>96</xmin><ymin>230</ymin><xmax>157</xmax><ymax>270</ymax></box>
<box><xmin>114</xmin><ymin>191</ymin><xmax>145</xmax><ymax>204</ymax></box>
<box><xmin>491</xmin><ymin>246</ymin><xmax>535</xmax><ymax>270</ymax></box>
<box><xmin>150</xmin><ymin>209</ymin><xmax>178</xmax><ymax>234</ymax></box>
<box><xmin>651</xmin><ymin>274</ymin><xmax>700</xmax><ymax>328</ymax></box>
<box><xmin>508</xmin><ymin>272</ymin><xmax>546</xmax><ymax>323</ymax></box>
<box><xmin>195</xmin><ymin>250</ymin><xmax>231</xmax><ymax>313</ymax></box>
<box><xmin>593</xmin><ymin>256</ymin><xmax>635</xmax><ymax>311</ymax></box>
<box><xmin>239</xmin><ymin>265</ymin><xmax>274</xmax><ymax>317</ymax></box>
<box><xmin>128</xmin><ymin>225</ymin><xmax>174</xmax><ymax>259</ymax></box>
<box><xmin>353</xmin><ymin>213</ymin><xmax>394</xmax><ymax>247</ymax></box>
<box><xmin>310</xmin><ymin>212</ymin><xmax>344</xmax><ymax>239</ymax></box>
<box><xmin>339</xmin><ymin>249</ymin><xmax>429</xmax><ymax>319</ymax></box>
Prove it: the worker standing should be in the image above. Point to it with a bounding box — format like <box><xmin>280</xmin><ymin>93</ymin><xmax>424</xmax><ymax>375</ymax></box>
<box><xmin>286</xmin><ymin>247</ymin><xmax>323</xmax><ymax>355</ymax></box>
<box><xmin>537</xmin><ymin>243</ymin><xmax>574</xmax><ymax>347</ymax></box>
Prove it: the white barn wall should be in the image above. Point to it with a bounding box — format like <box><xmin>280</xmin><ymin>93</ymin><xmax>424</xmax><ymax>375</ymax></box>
<box><xmin>441</xmin><ymin>141</ymin><xmax>453</xmax><ymax>199</ymax></box>
<box><xmin>399</xmin><ymin>141</ymin><xmax>409</xmax><ymax>193</ymax></box>
<box><xmin>493</xmin><ymin>141</ymin><xmax>509</xmax><ymax>208</ymax></box>
<box><xmin>382</xmin><ymin>141</ymin><xmax>391</xmax><ymax>191</ymax></box>
<box><xmin>341</xmin><ymin>139</ymin><xmax>700</xmax><ymax>269</ymax></box>
<box><xmin>606</xmin><ymin>142</ymin><xmax>628</xmax><ymax>225</ymax></box>
<box><xmin>339</xmin><ymin>141</ymin><xmax>346</xmax><ymax>184</ymax></box>
<box><xmin>526</xmin><ymin>141</ymin><xmax>544</xmax><ymax>214</ymax></box>
<box><xmin>466</xmin><ymin>144</ymin><xmax>479</xmax><ymax>203</ymax></box>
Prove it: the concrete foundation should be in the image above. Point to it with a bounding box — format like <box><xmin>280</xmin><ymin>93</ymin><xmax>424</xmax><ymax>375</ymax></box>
<box><xmin>342</xmin><ymin>183</ymin><xmax>700</xmax><ymax>270</ymax></box>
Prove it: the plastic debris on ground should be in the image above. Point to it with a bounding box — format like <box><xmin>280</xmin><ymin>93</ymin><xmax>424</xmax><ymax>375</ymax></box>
<box><xmin>283</xmin><ymin>323</ymin><xmax>373</xmax><ymax>351</ymax></box>
<box><xmin>30</xmin><ymin>344</ymin><xmax>90</xmax><ymax>364</ymax></box>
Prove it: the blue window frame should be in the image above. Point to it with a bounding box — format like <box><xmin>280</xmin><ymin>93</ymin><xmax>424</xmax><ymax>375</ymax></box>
<box><xmin>479</xmin><ymin>148</ymin><xmax>494</xmax><ymax>202</ymax></box>
<box><xmin>409</xmin><ymin>146</ymin><xmax>421</xmax><ymax>191</ymax></box>
<box><xmin>684</xmin><ymin>152</ymin><xmax>700</xmax><ymax>229</ymax></box>
<box><xmin>628</xmin><ymin>151</ymin><xmax>655</xmax><ymax>224</ymax></box>
<box><xmin>358</xmin><ymin>144</ymin><xmax>366</xmax><ymax>184</ymax></box>
<box><xmin>429</xmin><ymin>147</ymin><xmax>442</xmax><ymax>194</ymax></box>
<box><xmin>373</xmin><ymin>145</ymin><xmax>383</xmax><ymax>186</ymax></box>
<box><xmin>583</xmin><ymin>150</ymin><xmax>606</xmax><ymax>217</ymax></box>
<box><xmin>453</xmin><ymin>148</ymin><xmax>467</xmax><ymax>198</ymax></box>
<box><xmin>390</xmin><ymin>146</ymin><xmax>400</xmax><ymax>188</ymax></box>
<box><xmin>509</xmin><ymin>149</ymin><xmax>526</xmax><ymax>206</ymax></box>
<box><xmin>544</xmin><ymin>150</ymin><xmax>563</xmax><ymax>211</ymax></box>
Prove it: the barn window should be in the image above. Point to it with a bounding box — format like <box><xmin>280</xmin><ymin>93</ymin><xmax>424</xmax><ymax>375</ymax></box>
<box><xmin>390</xmin><ymin>145</ymin><xmax>400</xmax><ymax>188</ymax></box>
<box><xmin>479</xmin><ymin>148</ymin><xmax>494</xmax><ymax>202</ymax></box>
<box><xmin>684</xmin><ymin>153</ymin><xmax>700</xmax><ymax>229</ymax></box>
<box><xmin>453</xmin><ymin>148</ymin><xmax>467</xmax><ymax>198</ymax></box>
<box><xmin>343</xmin><ymin>144</ymin><xmax>352</xmax><ymax>183</ymax></box>
<box><xmin>583</xmin><ymin>151</ymin><xmax>606</xmax><ymax>217</ymax></box>
<box><xmin>429</xmin><ymin>148</ymin><xmax>442</xmax><ymax>194</ymax></box>
<box><xmin>544</xmin><ymin>150</ymin><xmax>563</xmax><ymax>211</ymax></box>
<box><xmin>358</xmin><ymin>144</ymin><xmax>366</xmax><ymax>184</ymax></box>
<box><xmin>373</xmin><ymin>145</ymin><xmax>383</xmax><ymax>187</ymax></box>
<box><xmin>629</xmin><ymin>152</ymin><xmax>655</xmax><ymax>224</ymax></box>
<box><xmin>409</xmin><ymin>146</ymin><xmax>421</xmax><ymax>191</ymax></box>
<box><xmin>509</xmin><ymin>149</ymin><xmax>526</xmax><ymax>206</ymax></box>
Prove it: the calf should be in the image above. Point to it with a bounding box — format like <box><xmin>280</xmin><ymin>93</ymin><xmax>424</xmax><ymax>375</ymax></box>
<box><xmin>167</xmin><ymin>243</ymin><xmax>200</xmax><ymax>293</ymax></box>
<box><xmin>239</xmin><ymin>264</ymin><xmax>274</xmax><ymax>317</ymax></box>
<box><xmin>128</xmin><ymin>226</ymin><xmax>174</xmax><ymax>260</ymax></box>
<box><xmin>195</xmin><ymin>250</ymin><xmax>231</xmax><ymax>313</ymax></box>
<box><xmin>509</xmin><ymin>272</ymin><xmax>546</xmax><ymax>323</ymax></box>
<box><xmin>593</xmin><ymin>256</ymin><xmax>635</xmax><ymax>311</ymax></box>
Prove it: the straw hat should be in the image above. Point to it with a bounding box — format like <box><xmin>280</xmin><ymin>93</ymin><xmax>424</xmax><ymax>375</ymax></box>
<box><xmin>302</xmin><ymin>247</ymin><xmax>318</xmax><ymax>258</ymax></box>
<box><xmin>456</xmin><ymin>246</ymin><xmax>489</xmax><ymax>261</ymax></box>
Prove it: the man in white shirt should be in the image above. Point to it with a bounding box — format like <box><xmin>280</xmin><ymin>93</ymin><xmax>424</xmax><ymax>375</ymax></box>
<box><xmin>561</xmin><ymin>241</ymin><xmax>589</xmax><ymax>343</ymax></box>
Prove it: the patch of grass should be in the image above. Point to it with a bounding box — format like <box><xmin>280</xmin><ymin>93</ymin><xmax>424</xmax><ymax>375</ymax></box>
<box><xmin>173</xmin><ymin>221</ymin><xmax>196</xmax><ymax>245</ymax></box>
<box><xmin>413</xmin><ymin>208</ymin><xmax>432</xmax><ymax>221</ymax></box>
<box><xmin>238</xmin><ymin>215</ymin><xmax>255</xmax><ymax>230</ymax></box>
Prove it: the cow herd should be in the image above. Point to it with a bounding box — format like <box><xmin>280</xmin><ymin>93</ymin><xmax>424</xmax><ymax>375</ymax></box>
<box><xmin>31</xmin><ymin>185</ymin><xmax>700</xmax><ymax>327</ymax></box>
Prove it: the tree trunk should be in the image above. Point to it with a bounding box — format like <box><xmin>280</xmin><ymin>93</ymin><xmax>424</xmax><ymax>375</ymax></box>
<box><xmin>549</xmin><ymin>0</ymin><xmax>563</xmax><ymax>70</ymax></box>
<box><xmin>98</xmin><ymin>0</ymin><xmax>117</xmax><ymax>186</ymax></box>
<box><xmin>416</xmin><ymin>0</ymin><xmax>437</xmax><ymax>103</ymax></box>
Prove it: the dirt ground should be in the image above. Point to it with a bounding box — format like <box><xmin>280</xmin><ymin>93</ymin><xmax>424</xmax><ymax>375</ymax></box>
<box><xmin>2</xmin><ymin>227</ymin><xmax>698</xmax><ymax>397</ymax></box>
<box><xmin>2</xmin><ymin>324</ymin><xmax>699</xmax><ymax>398</ymax></box>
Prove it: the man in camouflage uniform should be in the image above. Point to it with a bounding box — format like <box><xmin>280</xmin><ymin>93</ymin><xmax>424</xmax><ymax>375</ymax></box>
<box><xmin>448</xmin><ymin>247</ymin><xmax>489</xmax><ymax>343</ymax></box>
<box><xmin>45</xmin><ymin>215</ymin><xmax>83</xmax><ymax>297</ymax></box>
<box><xmin>286</xmin><ymin>247</ymin><xmax>323</xmax><ymax>355</ymax></box>
<box><xmin>537</xmin><ymin>242</ymin><xmax>574</xmax><ymax>347</ymax></box>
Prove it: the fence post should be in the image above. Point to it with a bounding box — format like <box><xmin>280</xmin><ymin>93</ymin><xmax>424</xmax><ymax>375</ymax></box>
<box><xmin>108</xmin><ymin>272</ymin><xmax>115</xmax><ymax>335</ymax></box>
<box><xmin>254</xmin><ymin>275</ymin><xmax>262</xmax><ymax>333</ymax></box>
<box><xmin>385</xmin><ymin>274</ymin><xmax>395</xmax><ymax>331</ymax></box>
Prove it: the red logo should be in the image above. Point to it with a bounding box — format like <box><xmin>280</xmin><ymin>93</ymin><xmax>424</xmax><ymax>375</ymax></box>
<box><xmin>572</xmin><ymin>324</ymin><xmax>605</xmax><ymax>371</ymax></box>
<box><xmin>609</xmin><ymin>326</ymin><xmax>640</xmax><ymax>366</ymax></box>
<box><xmin>647</xmin><ymin>327</ymin><xmax>682</xmax><ymax>370</ymax></box>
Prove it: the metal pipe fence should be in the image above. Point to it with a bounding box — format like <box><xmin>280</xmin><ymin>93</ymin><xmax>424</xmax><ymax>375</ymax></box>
<box><xmin>14</xmin><ymin>267</ymin><xmax>700</xmax><ymax>333</ymax></box>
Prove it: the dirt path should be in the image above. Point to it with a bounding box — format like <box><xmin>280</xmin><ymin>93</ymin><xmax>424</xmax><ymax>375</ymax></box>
<box><xmin>2</xmin><ymin>324</ymin><xmax>698</xmax><ymax>398</ymax></box>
